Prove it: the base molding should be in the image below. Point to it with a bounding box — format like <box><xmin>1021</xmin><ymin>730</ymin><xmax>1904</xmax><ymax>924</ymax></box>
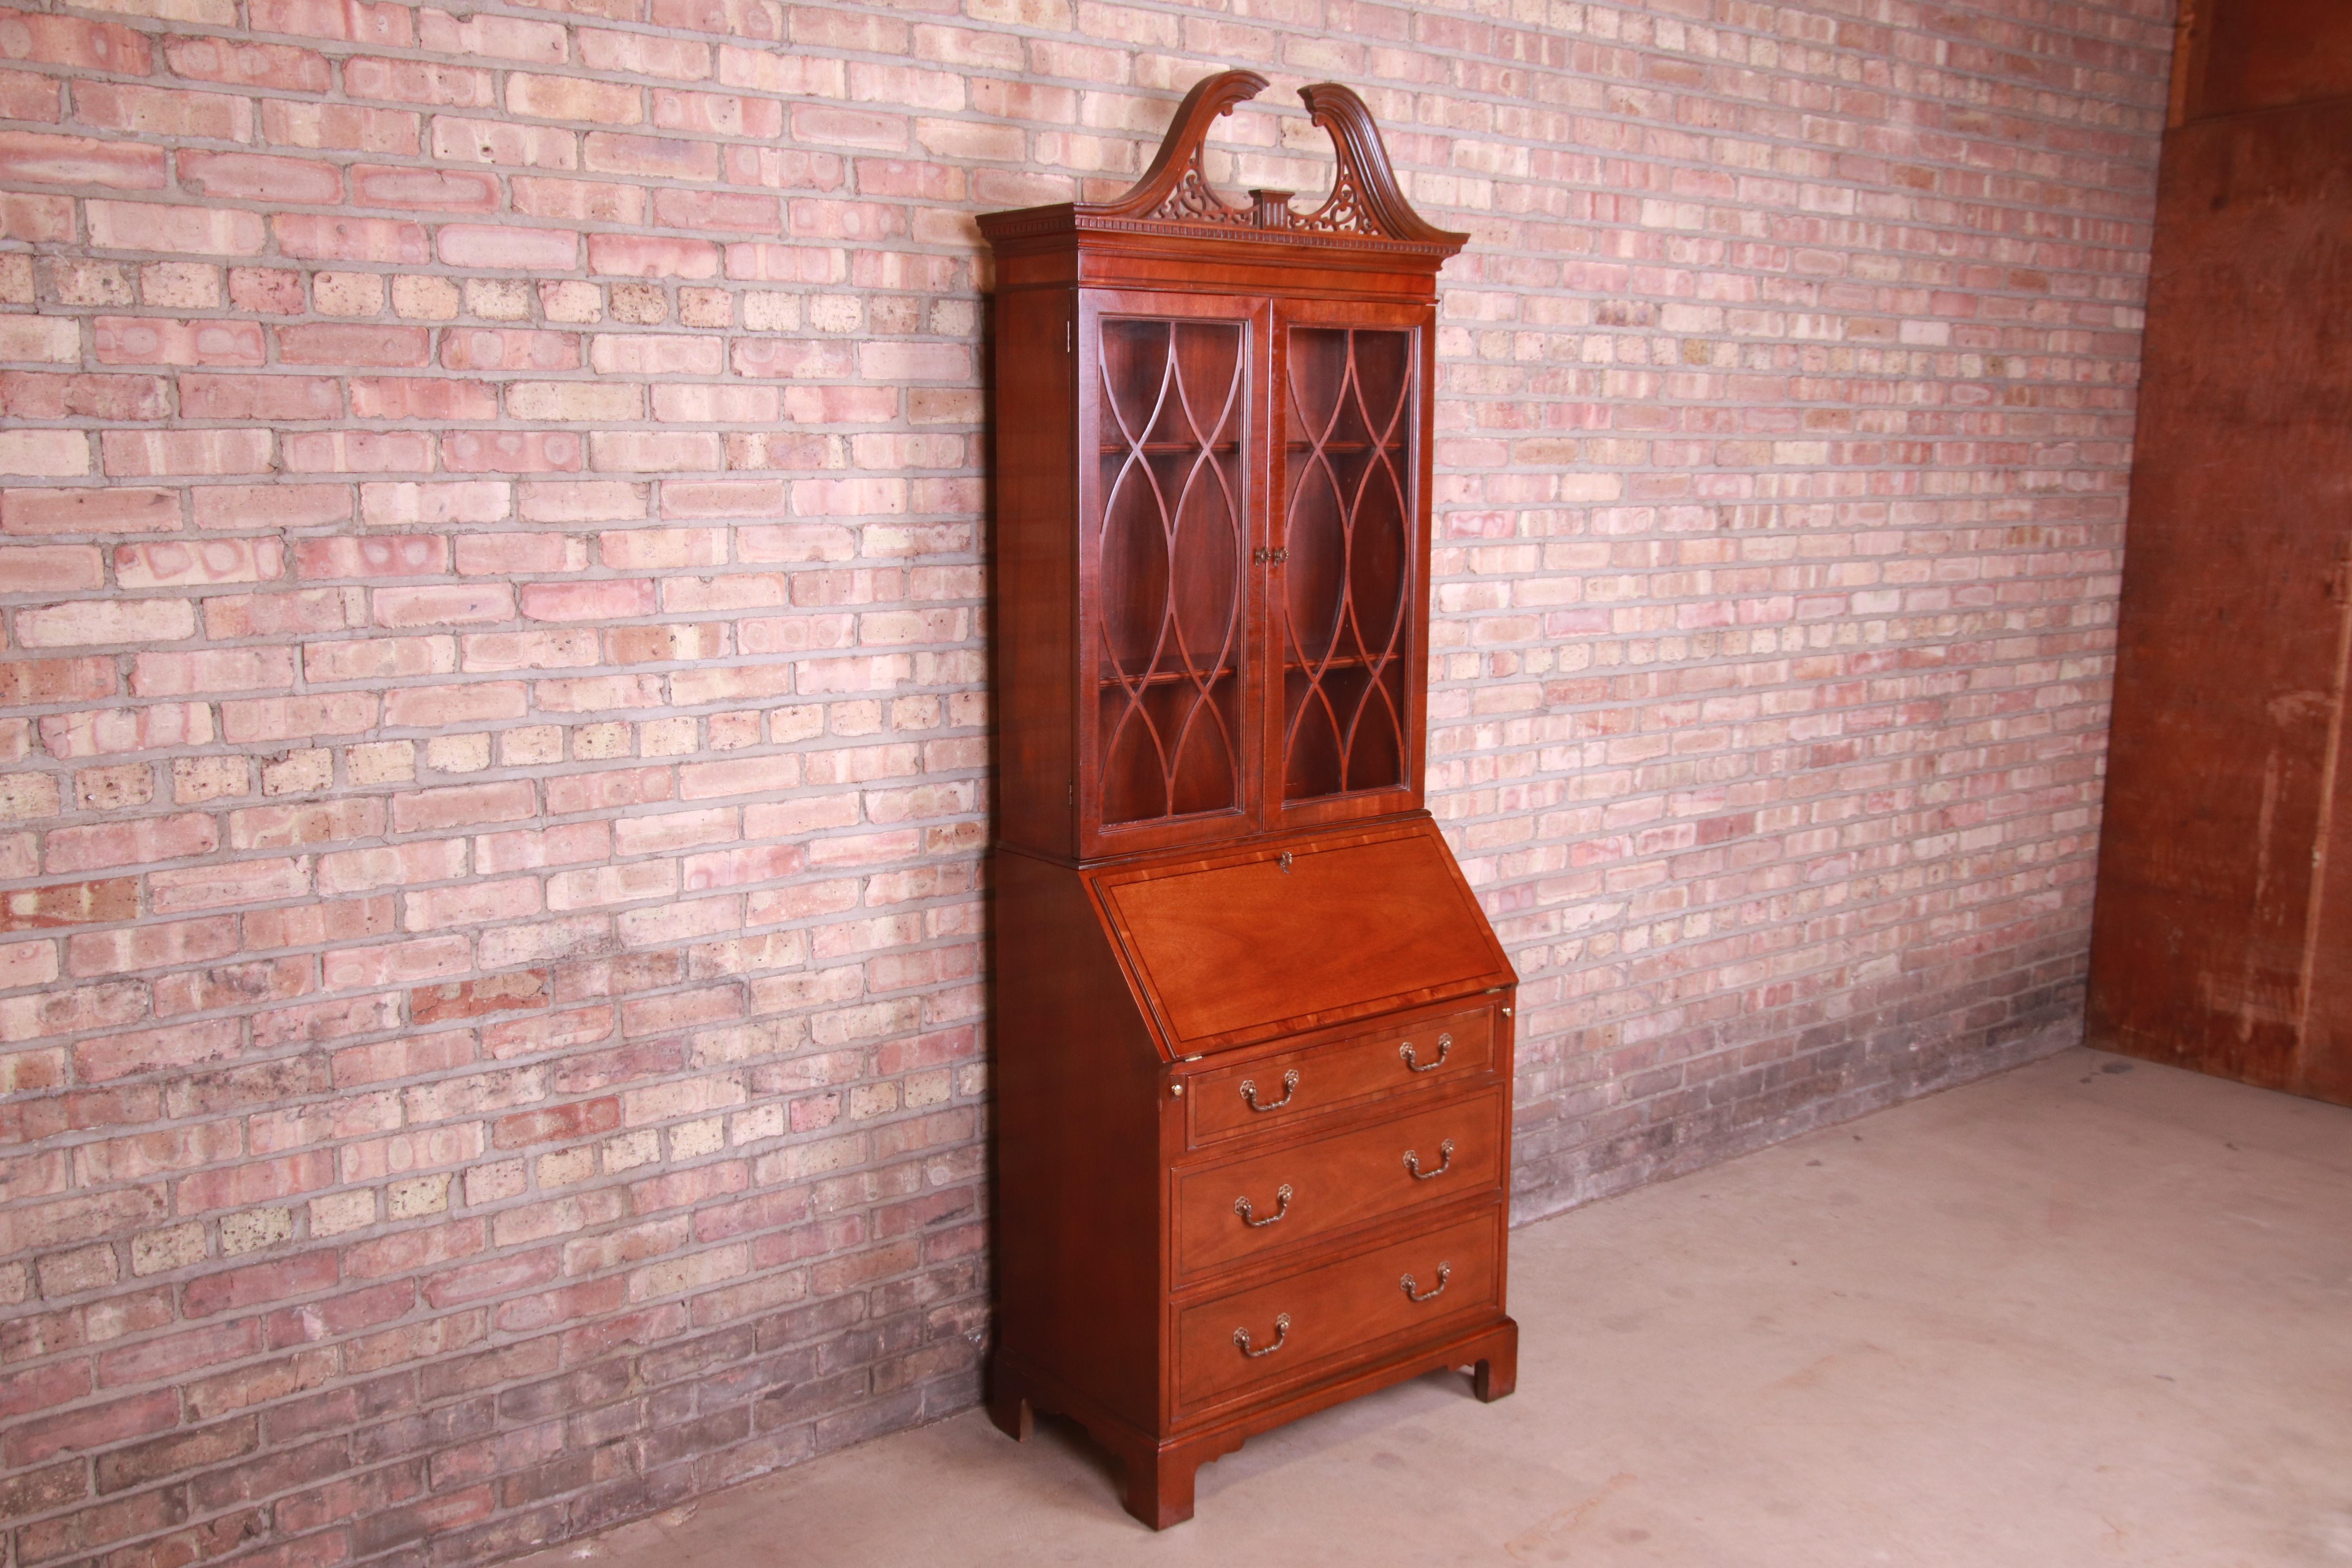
<box><xmin>987</xmin><ymin>1316</ymin><xmax>1519</xmax><ymax>1529</ymax></box>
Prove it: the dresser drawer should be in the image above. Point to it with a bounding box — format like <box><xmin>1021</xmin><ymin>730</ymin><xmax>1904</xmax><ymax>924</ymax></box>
<box><xmin>1184</xmin><ymin>1005</ymin><xmax>1495</xmax><ymax>1148</ymax></box>
<box><xmin>1175</xmin><ymin>1205</ymin><xmax>1502</xmax><ymax>1416</ymax></box>
<box><xmin>1173</xmin><ymin>1087</ymin><xmax>1503</xmax><ymax>1280</ymax></box>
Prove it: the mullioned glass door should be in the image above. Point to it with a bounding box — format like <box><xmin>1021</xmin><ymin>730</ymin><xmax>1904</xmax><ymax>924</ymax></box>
<box><xmin>1075</xmin><ymin>290</ymin><xmax>1271</xmax><ymax>855</ymax></box>
<box><xmin>1269</xmin><ymin>301</ymin><xmax>1430</xmax><ymax>827</ymax></box>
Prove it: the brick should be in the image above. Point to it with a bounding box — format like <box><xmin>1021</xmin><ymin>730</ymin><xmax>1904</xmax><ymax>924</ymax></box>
<box><xmin>590</xmin><ymin>431</ymin><xmax>722</xmax><ymax>472</ymax></box>
<box><xmin>579</xmin><ymin>27</ymin><xmax>708</xmax><ymax>77</ymax></box>
<box><xmin>441</xmin><ymin>327</ymin><xmax>581</xmax><ymax>372</ymax></box>
<box><xmin>583</xmin><ymin>131</ymin><xmax>716</xmax><ymax>181</ymax></box>
<box><xmin>95</xmin><ymin>1417</ymin><xmax>258</xmax><ymax>1494</ymax></box>
<box><xmin>0</xmin><ymin>131</ymin><xmax>167</xmax><ymax>190</ymax></box>
<box><xmin>278</xmin><ymin>323</ymin><xmax>431</xmax><ymax>367</ymax></box>
<box><xmin>228</xmin><ymin>265</ymin><xmax>305</xmax><ymax>313</ymax></box>
<box><xmin>0</xmin><ymin>65</ymin><xmax>58</xmax><ymax>122</ymax></box>
<box><xmin>247</xmin><ymin>0</ymin><xmax>412</xmax><ymax>44</ymax></box>
<box><xmin>349</xmin><ymin>376</ymin><xmax>499</xmax><ymax>421</ymax></box>
<box><xmin>343</xmin><ymin>55</ymin><xmax>495</xmax><ymax>107</ymax></box>
<box><xmin>592</xmin><ymin>334</ymin><xmax>724</xmax><ymax>375</ymax></box>
<box><xmin>46</xmin><ymin>811</ymin><xmax>218</xmax><ymax>873</ymax></box>
<box><xmin>93</xmin><ymin>314</ymin><xmax>266</xmax><ymax>367</ymax></box>
<box><xmin>437</xmin><ymin>224</ymin><xmax>580</xmax><ymax>270</ymax></box>
<box><xmin>73</xmin><ymin>82</ymin><xmax>254</xmax><ymax>140</ymax></box>
<box><xmin>432</xmin><ymin>114</ymin><xmax>578</xmax><ymax>170</ymax></box>
<box><xmin>163</xmin><ymin>35</ymin><xmax>331</xmax><ymax>92</ymax></box>
<box><xmin>180</xmin><ymin>372</ymin><xmax>341</xmax><ymax>421</ymax></box>
<box><xmin>259</xmin><ymin>98</ymin><xmax>419</xmax><ymax>153</ymax></box>
<box><xmin>418</xmin><ymin>8</ymin><xmax>567</xmax><ymax>61</ymax></box>
<box><xmin>587</xmin><ymin>233</ymin><xmax>721</xmax><ymax>278</ymax></box>
<box><xmin>512</xmin><ymin>174</ymin><xmax>646</xmax><ymax>224</ymax></box>
<box><xmin>132</xmin><ymin>644</ymin><xmax>295</xmax><ymax>696</ymax></box>
<box><xmin>654</xmin><ymin>187</ymin><xmax>783</xmax><ymax>234</ymax></box>
<box><xmin>192</xmin><ymin>483</ymin><xmax>348</xmax><ymax>530</ymax></box>
<box><xmin>651</xmin><ymin>89</ymin><xmax>782</xmax><ymax>138</ymax></box>
<box><xmin>0</xmin><ymin>369</ymin><xmax>169</xmax><ymax>421</ymax></box>
<box><xmin>177</xmin><ymin>151</ymin><xmax>343</xmax><ymax>204</ymax></box>
<box><xmin>0</xmin><ymin>10</ymin><xmax>154</xmax><ymax>72</ymax></box>
<box><xmin>273</xmin><ymin>213</ymin><xmax>429</xmax><ymax>262</ymax></box>
<box><xmin>0</xmin><ymin>430</ymin><xmax>88</xmax><ymax>477</ymax></box>
<box><xmin>650</xmin><ymin>0</ymin><xmax>780</xmax><ymax>37</ymax></box>
<box><xmin>86</xmin><ymin>201</ymin><xmax>269</xmax><ymax>256</ymax></box>
<box><xmin>507</xmin><ymin>73</ymin><xmax>642</xmax><ymax>123</ymax></box>
<box><xmin>102</xmin><ymin>428</ymin><xmax>274</xmax><ymax>478</ymax></box>
<box><xmin>3</xmin><ymin>1388</ymin><xmax>176</xmax><ymax>1467</ymax></box>
<box><xmin>0</xmin><ymin>315</ymin><xmax>79</xmax><ymax>363</ymax></box>
<box><xmin>20</xmin><ymin>598</ymin><xmax>197</xmax><ymax>646</ymax></box>
<box><xmin>0</xmin><ymin>544</ymin><xmax>102</xmax><ymax>592</ymax></box>
<box><xmin>279</xmin><ymin>429</ymin><xmax>434</xmax><ymax>473</ymax></box>
<box><xmin>350</xmin><ymin>163</ymin><xmax>501</xmax><ymax>211</ymax></box>
<box><xmin>181</xmin><ymin>1249</ymin><xmax>340</xmax><ymax>1317</ymax></box>
<box><xmin>34</xmin><ymin>263</ymin><xmax>127</xmax><ymax>313</ymax></box>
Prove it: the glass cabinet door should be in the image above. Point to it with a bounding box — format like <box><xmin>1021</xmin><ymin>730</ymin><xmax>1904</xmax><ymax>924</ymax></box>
<box><xmin>1076</xmin><ymin>291</ymin><xmax>1270</xmax><ymax>855</ymax></box>
<box><xmin>1269</xmin><ymin>303</ymin><xmax>1430</xmax><ymax>826</ymax></box>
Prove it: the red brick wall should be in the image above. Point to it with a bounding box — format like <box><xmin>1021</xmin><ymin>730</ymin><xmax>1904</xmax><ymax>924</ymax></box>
<box><xmin>0</xmin><ymin>0</ymin><xmax>2168</xmax><ymax>1563</ymax></box>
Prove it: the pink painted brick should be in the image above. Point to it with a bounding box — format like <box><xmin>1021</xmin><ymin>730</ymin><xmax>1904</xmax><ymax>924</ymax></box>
<box><xmin>586</xmin><ymin>233</ymin><xmax>722</xmax><ymax>278</ymax></box>
<box><xmin>272</xmin><ymin>213</ymin><xmax>428</xmax><ymax>262</ymax></box>
<box><xmin>0</xmin><ymin>131</ymin><xmax>166</xmax><ymax>190</ymax></box>
<box><xmin>436</xmin><ymin>224</ymin><xmax>581</xmax><ymax>270</ymax></box>
<box><xmin>85</xmin><ymin>201</ymin><xmax>268</xmax><ymax>256</ymax></box>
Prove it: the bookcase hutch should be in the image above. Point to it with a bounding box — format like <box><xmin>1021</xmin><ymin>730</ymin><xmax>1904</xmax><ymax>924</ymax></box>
<box><xmin>978</xmin><ymin>70</ymin><xmax>1520</xmax><ymax>1528</ymax></box>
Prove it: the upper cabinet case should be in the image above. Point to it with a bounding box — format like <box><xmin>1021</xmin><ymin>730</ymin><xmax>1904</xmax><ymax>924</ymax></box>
<box><xmin>981</xmin><ymin>72</ymin><xmax>1466</xmax><ymax>862</ymax></box>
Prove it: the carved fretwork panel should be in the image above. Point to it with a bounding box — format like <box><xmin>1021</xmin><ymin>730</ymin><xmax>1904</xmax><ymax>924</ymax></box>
<box><xmin>1147</xmin><ymin>164</ymin><xmax>1254</xmax><ymax>227</ymax></box>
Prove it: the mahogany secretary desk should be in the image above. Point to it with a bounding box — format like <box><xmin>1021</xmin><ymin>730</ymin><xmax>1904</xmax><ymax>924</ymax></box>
<box><xmin>978</xmin><ymin>71</ymin><xmax>1520</xmax><ymax>1528</ymax></box>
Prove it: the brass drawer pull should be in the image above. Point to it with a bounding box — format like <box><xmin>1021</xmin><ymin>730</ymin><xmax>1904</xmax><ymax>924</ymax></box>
<box><xmin>1239</xmin><ymin>1069</ymin><xmax>1300</xmax><ymax>1112</ymax></box>
<box><xmin>1234</xmin><ymin>1183</ymin><xmax>1292</xmax><ymax>1227</ymax></box>
<box><xmin>1400</xmin><ymin>1263</ymin><xmax>1451</xmax><ymax>1304</ymax></box>
<box><xmin>1234</xmin><ymin>1313</ymin><xmax>1290</xmax><ymax>1358</ymax></box>
<box><xmin>1402</xmin><ymin>1139</ymin><xmax>1455</xmax><ymax>1181</ymax></box>
<box><xmin>1399</xmin><ymin>1033</ymin><xmax>1452</xmax><ymax>1073</ymax></box>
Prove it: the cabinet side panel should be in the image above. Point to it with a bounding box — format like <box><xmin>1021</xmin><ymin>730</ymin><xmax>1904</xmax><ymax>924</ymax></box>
<box><xmin>993</xmin><ymin>287</ymin><xmax>1077</xmax><ymax>858</ymax></box>
<box><xmin>991</xmin><ymin>848</ymin><xmax>1166</xmax><ymax>1428</ymax></box>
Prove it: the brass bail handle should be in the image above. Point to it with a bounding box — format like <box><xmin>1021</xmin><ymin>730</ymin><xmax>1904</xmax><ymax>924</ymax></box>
<box><xmin>1239</xmin><ymin>1068</ymin><xmax>1300</xmax><ymax>1112</ymax></box>
<box><xmin>1402</xmin><ymin>1138</ymin><xmax>1455</xmax><ymax>1180</ymax></box>
<box><xmin>1399</xmin><ymin>1032</ymin><xmax>1453</xmax><ymax>1073</ymax></box>
<box><xmin>1234</xmin><ymin>1313</ymin><xmax>1291</xmax><ymax>1358</ymax></box>
<box><xmin>1234</xmin><ymin>1183</ymin><xmax>1293</xmax><ymax>1227</ymax></box>
<box><xmin>1400</xmin><ymin>1263</ymin><xmax>1451</xmax><ymax>1304</ymax></box>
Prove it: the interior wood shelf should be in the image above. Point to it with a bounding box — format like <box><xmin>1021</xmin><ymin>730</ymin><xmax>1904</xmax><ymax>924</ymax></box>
<box><xmin>1096</xmin><ymin>664</ymin><xmax>1241</xmax><ymax>688</ymax></box>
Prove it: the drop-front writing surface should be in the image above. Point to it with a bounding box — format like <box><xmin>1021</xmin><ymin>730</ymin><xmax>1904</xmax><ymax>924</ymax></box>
<box><xmin>981</xmin><ymin>68</ymin><xmax>1519</xmax><ymax>1531</ymax></box>
<box><xmin>1094</xmin><ymin>822</ymin><xmax>1510</xmax><ymax>1052</ymax></box>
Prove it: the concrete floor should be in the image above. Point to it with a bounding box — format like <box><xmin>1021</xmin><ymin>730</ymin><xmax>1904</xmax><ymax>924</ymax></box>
<box><xmin>515</xmin><ymin>1047</ymin><xmax>2352</xmax><ymax>1567</ymax></box>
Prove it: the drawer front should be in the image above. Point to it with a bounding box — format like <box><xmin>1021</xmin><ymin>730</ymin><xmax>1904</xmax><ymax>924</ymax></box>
<box><xmin>1176</xmin><ymin>1206</ymin><xmax>1501</xmax><ymax>1415</ymax></box>
<box><xmin>1175</xmin><ymin>1087</ymin><xmax>1503</xmax><ymax>1279</ymax></box>
<box><xmin>1185</xmin><ymin>1005</ymin><xmax>1495</xmax><ymax>1148</ymax></box>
